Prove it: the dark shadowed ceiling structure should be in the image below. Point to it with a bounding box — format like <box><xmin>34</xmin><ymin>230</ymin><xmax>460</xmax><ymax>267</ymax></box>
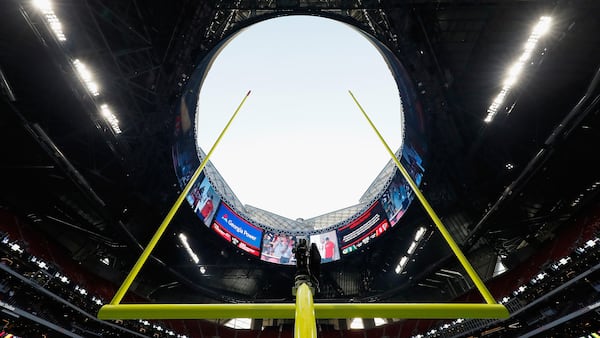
<box><xmin>0</xmin><ymin>0</ymin><xmax>599</xmax><ymax>306</ymax></box>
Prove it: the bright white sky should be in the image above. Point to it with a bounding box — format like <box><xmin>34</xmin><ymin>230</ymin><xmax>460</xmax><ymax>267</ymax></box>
<box><xmin>196</xmin><ymin>16</ymin><xmax>403</xmax><ymax>220</ymax></box>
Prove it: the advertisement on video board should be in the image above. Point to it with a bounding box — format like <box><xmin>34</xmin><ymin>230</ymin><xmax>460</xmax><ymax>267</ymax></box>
<box><xmin>337</xmin><ymin>201</ymin><xmax>390</xmax><ymax>255</ymax></box>
<box><xmin>212</xmin><ymin>203</ymin><xmax>262</xmax><ymax>256</ymax></box>
<box><xmin>310</xmin><ymin>230</ymin><xmax>340</xmax><ymax>263</ymax></box>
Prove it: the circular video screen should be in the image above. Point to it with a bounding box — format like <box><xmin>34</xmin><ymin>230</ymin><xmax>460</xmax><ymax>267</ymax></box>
<box><xmin>173</xmin><ymin>15</ymin><xmax>427</xmax><ymax>264</ymax></box>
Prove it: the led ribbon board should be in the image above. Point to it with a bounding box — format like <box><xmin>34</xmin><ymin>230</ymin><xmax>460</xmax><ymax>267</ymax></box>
<box><xmin>212</xmin><ymin>203</ymin><xmax>263</xmax><ymax>256</ymax></box>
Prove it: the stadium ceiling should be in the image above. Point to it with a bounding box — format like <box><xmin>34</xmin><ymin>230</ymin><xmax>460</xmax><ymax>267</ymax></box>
<box><xmin>0</xmin><ymin>0</ymin><xmax>599</xmax><ymax>304</ymax></box>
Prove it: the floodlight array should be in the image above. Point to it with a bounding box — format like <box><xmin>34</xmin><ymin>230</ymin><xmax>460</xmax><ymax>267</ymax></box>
<box><xmin>31</xmin><ymin>0</ymin><xmax>123</xmax><ymax>135</ymax></box>
<box><xmin>73</xmin><ymin>59</ymin><xmax>100</xmax><ymax>96</ymax></box>
<box><xmin>395</xmin><ymin>226</ymin><xmax>427</xmax><ymax>274</ymax></box>
<box><xmin>484</xmin><ymin>16</ymin><xmax>552</xmax><ymax>123</ymax></box>
<box><xmin>33</xmin><ymin>0</ymin><xmax>66</xmax><ymax>41</ymax></box>
<box><xmin>100</xmin><ymin>104</ymin><xmax>122</xmax><ymax>134</ymax></box>
<box><xmin>178</xmin><ymin>233</ymin><xmax>200</xmax><ymax>264</ymax></box>
<box><xmin>571</xmin><ymin>180</ymin><xmax>600</xmax><ymax>207</ymax></box>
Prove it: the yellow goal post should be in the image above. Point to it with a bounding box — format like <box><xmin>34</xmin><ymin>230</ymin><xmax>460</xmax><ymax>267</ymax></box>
<box><xmin>97</xmin><ymin>90</ymin><xmax>508</xmax><ymax>338</ymax></box>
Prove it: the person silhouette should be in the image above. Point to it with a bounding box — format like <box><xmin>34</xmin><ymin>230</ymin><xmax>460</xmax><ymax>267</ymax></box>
<box><xmin>323</xmin><ymin>237</ymin><xmax>335</xmax><ymax>262</ymax></box>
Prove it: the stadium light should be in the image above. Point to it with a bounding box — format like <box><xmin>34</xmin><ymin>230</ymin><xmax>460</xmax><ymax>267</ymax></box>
<box><xmin>350</xmin><ymin>318</ymin><xmax>364</xmax><ymax>329</ymax></box>
<box><xmin>178</xmin><ymin>233</ymin><xmax>200</xmax><ymax>264</ymax></box>
<box><xmin>75</xmin><ymin>285</ymin><xmax>88</xmax><ymax>296</ymax></box>
<box><xmin>37</xmin><ymin>260</ymin><xmax>48</xmax><ymax>269</ymax></box>
<box><xmin>33</xmin><ymin>0</ymin><xmax>67</xmax><ymax>42</ymax></box>
<box><xmin>374</xmin><ymin>318</ymin><xmax>387</xmax><ymax>326</ymax></box>
<box><xmin>100</xmin><ymin>104</ymin><xmax>122</xmax><ymax>134</ymax></box>
<box><xmin>586</xmin><ymin>239</ymin><xmax>597</xmax><ymax>248</ymax></box>
<box><xmin>92</xmin><ymin>296</ymin><xmax>103</xmax><ymax>306</ymax></box>
<box><xmin>407</xmin><ymin>241</ymin><xmax>418</xmax><ymax>255</ymax></box>
<box><xmin>532</xmin><ymin>16</ymin><xmax>552</xmax><ymax>36</ymax></box>
<box><xmin>9</xmin><ymin>243</ymin><xmax>23</xmax><ymax>253</ymax></box>
<box><xmin>225</xmin><ymin>318</ymin><xmax>252</xmax><ymax>330</ymax></box>
<box><xmin>33</xmin><ymin>0</ymin><xmax>52</xmax><ymax>11</ymax></box>
<box><xmin>395</xmin><ymin>255</ymin><xmax>409</xmax><ymax>274</ymax></box>
<box><xmin>73</xmin><ymin>59</ymin><xmax>100</xmax><ymax>96</ymax></box>
<box><xmin>485</xmin><ymin>16</ymin><xmax>552</xmax><ymax>123</ymax></box>
<box><xmin>397</xmin><ymin>227</ymin><xmax>427</xmax><ymax>274</ymax></box>
<box><xmin>414</xmin><ymin>227</ymin><xmax>426</xmax><ymax>241</ymax></box>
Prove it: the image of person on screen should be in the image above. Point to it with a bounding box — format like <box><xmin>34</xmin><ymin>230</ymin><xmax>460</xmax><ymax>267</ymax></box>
<box><xmin>280</xmin><ymin>239</ymin><xmax>294</xmax><ymax>264</ymax></box>
<box><xmin>197</xmin><ymin>193</ymin><xmax>214</xmax><ymax>224</ymax></box>
<box><xmin>323</xmin><ymin>237</ymin><xmax>336</xmax><ymax>262</ymax></box>
<box><xmin>273</xmin><ymin>236</ymin><xmax>287</xmax><ymax>257</ymax></box>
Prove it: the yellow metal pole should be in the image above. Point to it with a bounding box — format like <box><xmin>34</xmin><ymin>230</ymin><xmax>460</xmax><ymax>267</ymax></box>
<box><xmin>314</xmin><ymin>303</ymin><xmax>508</xmax><ymax>319</ymax></box>
<box><xmin>348</xmin><ymin>90</ymin><xmax>497</xmax><ymax>305</ymax></box>
<box><xmin>108</xmin><ymin>91</ymin><xmax>252</xmax><ymax>305</ymax></box>
<box><xmin>98</xmin><ymin>303</ymin><xmax>296</xmax><ymax>320</ymax></box>
<box><xmin>97</xmin><ymin>302</ymin><xmax>508</xmax><ymax>320</ymax></box>
<box><xmin>294</xmin><ymin>284</ymin><xmax>317</xmax><ymax>338</ymax></box>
